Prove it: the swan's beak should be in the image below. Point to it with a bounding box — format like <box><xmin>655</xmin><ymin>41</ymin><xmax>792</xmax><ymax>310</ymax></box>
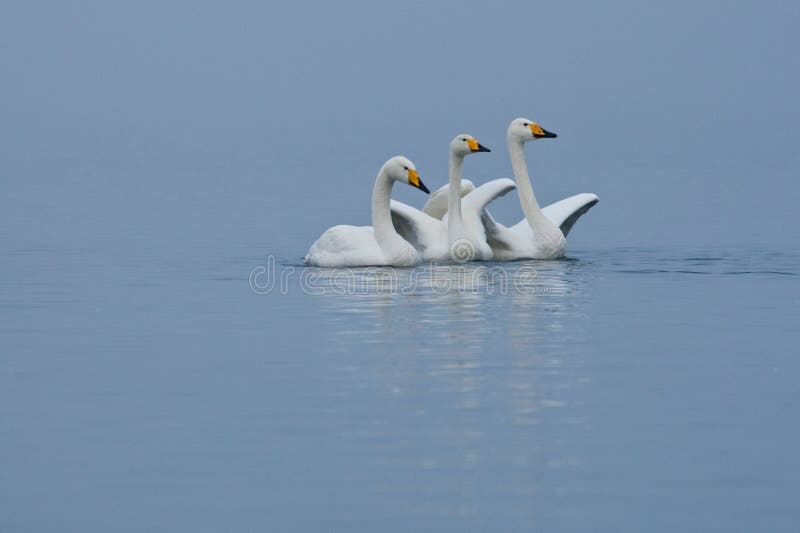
<box><xmin>530</xmin><ymin>123</ymin><xmax>557</xmax><ymax>139</ymax></box>
<box><xmin>467</xmin><ymin>139</ymin><xmax>491</xmax><ymax>153</ymax></box>
<box><xmin>408</xmin><ymin>169</ymin><xmax>430</xmax><ymax>194</ymax></box>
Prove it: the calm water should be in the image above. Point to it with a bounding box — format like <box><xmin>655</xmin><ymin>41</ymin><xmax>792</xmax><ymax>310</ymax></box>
<box><xmin>2</xmin><ymin>166</ymin><xmax>799</xmax><ymax>532</ymax></box>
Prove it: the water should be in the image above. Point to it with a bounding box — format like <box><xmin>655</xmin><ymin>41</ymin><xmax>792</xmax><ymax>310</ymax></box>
<box><xmin>2</xmin><ymin>163</ymin><xmax>798</xmax><ymax>532</ymax></box>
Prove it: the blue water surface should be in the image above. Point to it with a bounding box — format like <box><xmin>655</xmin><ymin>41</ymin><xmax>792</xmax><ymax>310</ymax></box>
<box><xmin>2</xmin><ymin>163</ymin><xmax>798</xmax><ymax>532</ymax></box>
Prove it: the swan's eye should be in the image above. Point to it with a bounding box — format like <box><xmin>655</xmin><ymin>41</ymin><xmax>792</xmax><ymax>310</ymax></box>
<box><xmin>462</xmin><ymin>138</ymin><xmax>467</xmax><ymax>142</ymax></box>
<box><xmin>403</xmin><ymin>166</ymin><xmax>408</xmax><ymax>170</ymax></box>
<box><xmin>523</xmin><ymin>123</ymin><xmax>529</xmax><ymax>127</ymax></box>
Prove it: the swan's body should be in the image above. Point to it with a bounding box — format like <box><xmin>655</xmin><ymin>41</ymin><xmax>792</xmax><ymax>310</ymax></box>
<box><xmin>480</xmin><ymin>118</ymin><xmax>598</xmax><ymax>260</ymax></box>
<box><xmin>389</xmin><ymin>135</ymin><xmax>515</xmax><ymax>262</ymax></box>
<box><xmin>305</xmin><ymin>157</ymin><xmax>430</xmax><ymax>267</ymax></box>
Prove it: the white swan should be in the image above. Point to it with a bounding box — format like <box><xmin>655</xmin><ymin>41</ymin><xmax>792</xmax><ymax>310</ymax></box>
<box><xmin>304</xmin><ymin>156</ymin><xmax>430</xmax><ymax>267</ymax></box>
<box><xmin>480</xmin><ymin>117</ymin><xmax>599</xmax><ymax>260</ymax></box>
<box><xmin>389</xmin><ymin>135</ymin><xmax>516</xmax><ymax>262</ymax></box>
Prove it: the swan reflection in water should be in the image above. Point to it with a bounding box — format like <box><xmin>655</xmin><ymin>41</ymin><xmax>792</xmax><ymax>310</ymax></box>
<box><xmin>303</xmin><ymin>259</ymin><xmax>589</xmax><ymax>519</ymax></box>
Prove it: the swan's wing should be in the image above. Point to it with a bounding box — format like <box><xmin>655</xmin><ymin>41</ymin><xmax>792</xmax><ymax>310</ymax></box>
<box><xmin>479</xmin><ymin>209</ymin><xmax>517</xmax><ymax>255</ymax></box>
<box><xmin>541</xmin><ymin>193</ymin><xmax>599</xmax><ymax>237</ymax></box>
<box><xmin>307</xmin><ymin>225</ymin><xmax>374</xmax><ymax>255</ymax></box>
<box><xmin>460</xmin><ymin>178</ymin><xmax>517</xmax><ymax>217</ymax></box>
<box><xmin>432</xmin><ymin>178</ymin><xmax>518</xmax><ymax>254</ymax></box>
<box><xmin>390</xmin><ymin>200</ymin><xmax>441</xmax><ymax>251</ymax></box>
<box><xmin>421</xmin><ymin>179</ymin><xmax>475</xmax><ymax>220</ymax></box>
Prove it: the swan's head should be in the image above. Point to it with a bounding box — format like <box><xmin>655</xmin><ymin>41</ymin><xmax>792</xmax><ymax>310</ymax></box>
<box><xmin>450</xmin><ymin>134</ymin><xmax>491</xmax><ymax>157</ymax></box>
<box><xmin>383</xmin><ymin>156</ymin><xmax>430</xmax><ymax>194</ymax></box>
<box><xmin>508</xmin><ymin>117</ymin><xmax>557</xmax><ymax>143</ymax></box>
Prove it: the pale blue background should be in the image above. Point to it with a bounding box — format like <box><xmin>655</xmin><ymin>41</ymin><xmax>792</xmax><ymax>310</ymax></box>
<box><xmin>3</xmin><ymin>1</ymin><xmax>799</xmax><ymax>250</ymax></box>
<box><xmin>2</xmin><ymin>2</ymin><xmax>799</xmax><ymax>531</ymax></box>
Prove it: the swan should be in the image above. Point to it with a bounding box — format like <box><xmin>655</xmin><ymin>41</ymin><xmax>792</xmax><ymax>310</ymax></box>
<box><xmin>478</xmin><ymin>117</ymin><xmax>599</xmax><ymax>260</ymax></box>
<box><xmin>304</xmin><ymin>156</ymin><xmax>430</xmax><ymax>267</ymax></box>
<box><xmin>389</xmin><ymin>135</ymin><xmax>516</xmax><ymax>262</ymax></box>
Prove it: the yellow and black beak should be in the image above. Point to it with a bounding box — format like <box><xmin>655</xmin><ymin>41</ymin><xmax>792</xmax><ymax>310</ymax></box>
<box><xmin>530</xmin><ymin>123</ymin><xmax>557</xmax><ymax>139</ymax></box>
<box><xmin>466</xmin><ymin>138</ymin><xmax>491</xmax><ymax>153</ymax></box>
<box><xmin>407</xmin><ymin>168</ymin><xmax>430</xmax><ymax>194</ymax></box>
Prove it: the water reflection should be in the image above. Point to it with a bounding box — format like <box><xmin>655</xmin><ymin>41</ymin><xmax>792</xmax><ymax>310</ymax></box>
<box><xmin>304</xmin><ymin>260</ymin><xmax>588</xmax><ymax>520</ymax></box>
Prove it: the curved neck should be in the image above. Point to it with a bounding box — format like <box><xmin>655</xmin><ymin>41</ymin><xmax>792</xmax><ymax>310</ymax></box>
<box><xmin>447</xmin><ymin>151</ymin><xmax>465</xmax><ymax>237</ymax></box>
<box><xmin>371</xmin><ymin>169</ymin><xmax>398</xmax><ymax>243</ymax></box>
<box><xmin>508</xmin><ymin>136</ymin><xmax>548</xmax><ymax>230</ymax></box>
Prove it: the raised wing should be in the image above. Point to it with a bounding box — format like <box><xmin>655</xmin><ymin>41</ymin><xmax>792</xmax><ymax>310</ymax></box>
<box><xmin>421</xmin><ymin>179</ymin><xmax>475</xmax><ymax>220</ymax></box>
<box><xmin>541</xmin><ymin>193</ymin><xmax>599</xmax><ymax>237</ymax></box>
<box><xmin>390</xmin><ymin>200</ymin><xmax>442</xmax><ymax>252</ymax></box>
<box><xmin>460</xmin><ymin>178</ymin><xmax>516</xmax><ymax>218</ymax></box>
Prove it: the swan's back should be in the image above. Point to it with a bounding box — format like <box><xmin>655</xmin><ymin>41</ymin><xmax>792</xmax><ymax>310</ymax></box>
<box><xmin>305</xmin><ymin>225</ymin><xmax>419</xmax><ymax>267</ymax></box>
<box><xmin>305</xmin><ymin>225</ymin><xmax>381</xmax><ymax>267</ymax></box>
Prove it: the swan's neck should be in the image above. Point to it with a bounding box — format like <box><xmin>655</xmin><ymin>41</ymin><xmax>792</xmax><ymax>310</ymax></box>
<box><xmin>371</xmin><ymin>170</ymin><xmax>398</xmax><ymax>243</ymax></box>
<box><xmin>447</xmin><ymin>151</ymin><xmax>465</xmax><ymax>239</ymax></box>
<box><xmin>509</xmin><ymin>136</ymin><xmax>549</xmax><ymax>231</ymax></box>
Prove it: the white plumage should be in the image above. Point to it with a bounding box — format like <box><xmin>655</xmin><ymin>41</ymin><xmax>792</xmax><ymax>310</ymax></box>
<box><xmin>305</xmin><ymin>156</ymin><xmax>430</xmax><ymax>267</ymax></box>
<box><xmin>428</xmin><ymin>118</ymin><xmax>599</xmax><ymax>260</ymax></box>
<box><xmin>390</xmin><ymin>134</ymin><xmax>515</xmax><ymax>262</ymax></box>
